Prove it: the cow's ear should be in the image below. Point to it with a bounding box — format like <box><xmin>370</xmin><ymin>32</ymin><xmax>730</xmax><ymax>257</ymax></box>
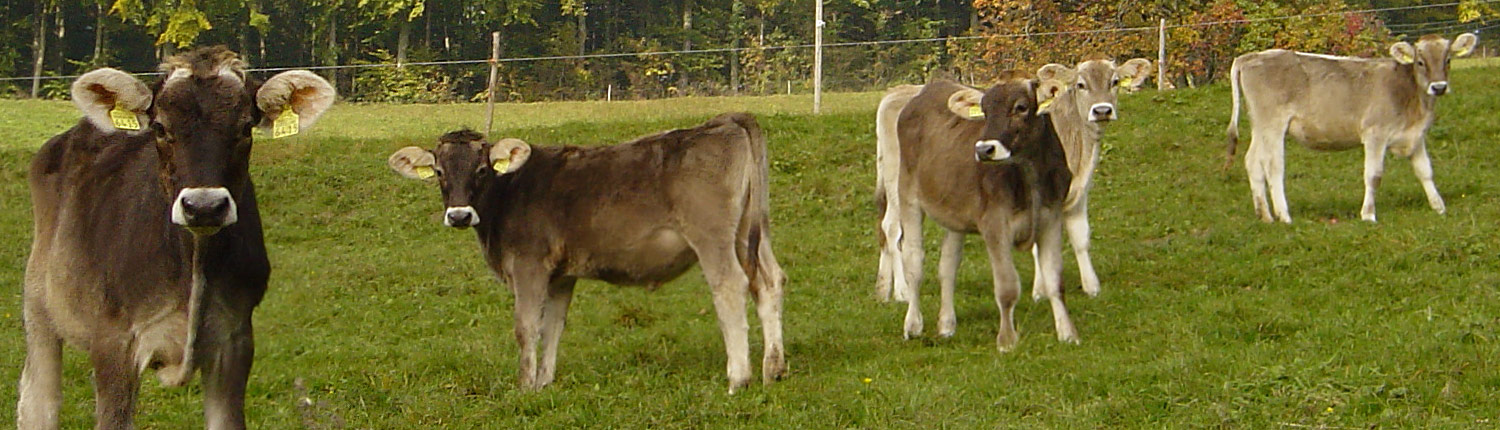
<box><xmin>1117</xmin><ymin>58</ymin><xmax>1153</xmax><ymax>90</ymax></box>
<box><xmin>946</xmin><ymin>88</ymin><xmax>985</xmax><ymax>119</ymax></box>
<box><xmin>388</xmin><ymin>146</ymin><xmax>437</xmax><ymax>180</ymax></box>
<box><xmin>256</xmin><ymin>70</ymin><xmax>336</xmax><ymax>136</ymax></box>
<box><xmin>1035</xmin><ymin>80</ymin><xmax>1066</xmax><ymax>114</ymax></box>
<box><xmin>489</xmin><ymin>138</ymin><xmax>532</xmax><ymax>174</ymax></box>
<box><xmin>71</xmin><ymin>68</ymin><xmax>152</xmax><ymax>134</ymax></box>
<box><xmin>1451</xmin><ymin>33</ymin><xmax>1478</xmax><ymax>57</ymax></box>
<box><xmin>1035</xmin><ymin>64</ymin><xmax>1074</xmax><ymax>83</ymax></box>
<box><xmin>1390</xmin><ymin>42</ymin><xmax>1417</xmax><ymax>64</ymax></box>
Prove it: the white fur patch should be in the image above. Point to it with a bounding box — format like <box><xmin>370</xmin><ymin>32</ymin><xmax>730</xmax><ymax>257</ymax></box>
<box><xmin>172</xmin><ymin>187</ymin><xmax>238</xmax><ymax>231</ymax></box>
<box><xmin>974</xmin><ymin>139</ymin><xmax>1012</xmax><ymax>162</ymax></box>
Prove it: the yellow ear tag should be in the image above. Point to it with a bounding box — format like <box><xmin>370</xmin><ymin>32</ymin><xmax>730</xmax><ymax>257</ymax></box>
<box><xmin>1117</xmin><ymin>79</ymin><xmax>1132</xmax><ymax>89</ymax></box>
<box><xmin>414</xmin><ymin>166</ymin><xmax>436</xmax><ymax>179</ymax></box>
<box><xmin>109</xmin><ymin>105</ymin><xmax>141</xmax><ymax>131</ymax></box>
<box><xmin>1038</xmin><ymin>98</ymin><xmax>1055</xmax><ymax>111</ymax></box>
<box><xmin>1398</xmin><ymin>53</ymin><xmax>1414</xmax><ymax>64</ymax></box>
<box><xmin>967</xmin><ymin>105</ymin><xmax>984</xmax><ymax>118</ymax></box>
<box><xmin>272</xmin><ymin>109</ymin><xmax>300</xmax><ymax>139</ymax></box>
<box><xmin>492</xmin><ymin>158</ymin><xmax>511</xmax><ymax>173</ymax></box>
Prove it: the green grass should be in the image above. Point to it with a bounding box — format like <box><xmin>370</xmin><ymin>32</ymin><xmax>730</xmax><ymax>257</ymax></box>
<box><xmin>2</xmin><ymin>67</ymin><xmax>1500</xmax><ymax>428</ymax></box>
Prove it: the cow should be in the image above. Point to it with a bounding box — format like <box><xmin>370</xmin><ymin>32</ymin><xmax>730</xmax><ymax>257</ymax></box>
<box><xmin>874</xmin><ymin>57</ymin><xmax>1151</xmax><ymax>301</ymax></box>
<box><xmin>1226</xmin><ymin>33</ymin><xmax>1478</xmax><ymax>223</ymax></box>
<box><xmin>386</xmin><ymin>113</ymin><xmax>786</xmax><ymax>393</ymax></box>
<box><xmin>1031</xmin><ymin>57</ymin><xmax>1151</xmax><ymax>296</ymax></box>
<box><xmin>18</xmin><ymin>46</ymin><xmax>335</xmax><ymax>430</ymax></box>
<box><xmin>885</xmin><ymin>75</ymin><xmax>1076</xmax><ymax>350</ymax></box>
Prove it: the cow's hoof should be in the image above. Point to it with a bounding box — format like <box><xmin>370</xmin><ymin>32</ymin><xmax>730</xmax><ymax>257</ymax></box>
<box><xmin>996</xmin><ymin>331</ymin><xmax>1019</xmax><ymax>353</ymax></box>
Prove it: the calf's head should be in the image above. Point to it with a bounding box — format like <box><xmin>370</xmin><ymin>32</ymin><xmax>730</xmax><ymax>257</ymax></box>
<box><xmin>1390</xmin><ymin>33</ymin><xmax>1478</xmax><ymax>96</ymax></box>
<box><xmin>948</xmin><ymin>73</ymin><xmax>1052</xmax><ymax>163</ymax></box>
<box><xmin>388</xmin><ymin>130</ymin><xmax>532</xmax><ymax>228</ymax></box>
<box><xmin>70</xmin><ymin>46</ymin><xmax>334</xmax><ymax>236</ymax></box>
<box><xmin>1035</xmin><ymin>57</ymin><xmax>1151</xmax><ymax>122</ymax></box>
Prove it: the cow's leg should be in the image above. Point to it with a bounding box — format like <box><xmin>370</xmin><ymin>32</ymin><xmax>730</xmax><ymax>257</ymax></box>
<box><xmin>17</xmin><ymin>316</ymin><xmax>63</xmax><ymax>430</ymax></box>
<box><xmin>203</xmin><ymin>314</ymin><xmax>253</xmax><ymax>430</ymax></box>
<box><xmin>1360</xmin><ymin>138</ymin><xmax>1389</xmax><ymax>222</ymax></box>
<box><xmin>749</xmin><ymin>237</ymin><xmax>788</xmax><ymax>383</ymax></box>
<box><xmin>979</xmin><ymin>229</ymin><xmax>1021</xmax><ymax>352</ymax></box>
<box><xmin>935</xmin><ymin>230</ymin><xmax>963</xmax><ymax>338</ymax></box>
<box><xmin>1264</xmin><ymin>133</ymin><xmax>1293</xmax><ymax>224</ymax></box>
<box><xmin>1245</xmin><ymin>141</ymin><xmax>1271</xmax><ymax>222</ymax></box>
<box><xmin>896</xmin><ymin>198</ymin><xmax>926</xmax><ymax>338</ymax></box>
<box><xmin>1035</xmin><ymin>217</ymin><xmax>1078</xmax><ymax>343</ymax></box>
<box><xmin>692</xmin><ymin>240</ymin><xmax>754</xmax><ymax>393</ymax></box>
<box><xmin>535</xmin><ymin>278</ymin><xmax>576</xmax><ymax>388</ymax></box>
<box><xmin>510</xmin><ymin>270</ymin><xmax>549</xmax><ymax>390</ymax></box>
<box><xmin>89</xmin><ymin>339</ymin><xmax>139</xmax><ymax>430</ymax></box>
<box><xmin>1066</xmin><ymin>198</ymin><xmax>1100</xmax><ymax>297</ymax></box>
<box><xmin>1408</xmin><ymin>140</ymin><xmax>1446</xmax><ymax>215</ymax></box>
<box><xmin>876</xmin><ymin>193</ymin><xmax>907</xmax><ymax>302</ymax></box>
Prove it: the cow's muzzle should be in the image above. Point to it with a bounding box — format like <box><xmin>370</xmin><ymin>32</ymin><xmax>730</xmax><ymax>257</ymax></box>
<box><xmin>1089</xmin><ymin>103</ymin><xmax>1117</xmax><ymax>122</ymax></box>
<box><xmin>172</xmin><ymin>187</ymin><xmax>237</xmax><ymax>236</ymax></box>
<box><xmin>444</xmin><ymin>206</ymin><xmax>480</xmax><ymax>228</ymax></box>
<box><xmin>974</xmin><ymin>139</ymin><xmax>1012</xmax><ymax>163</ymax></box>
<box><xmin>1428</xmin><ymin>81</ymin><xmax>1449</xmax><ymax>96</ymax></box>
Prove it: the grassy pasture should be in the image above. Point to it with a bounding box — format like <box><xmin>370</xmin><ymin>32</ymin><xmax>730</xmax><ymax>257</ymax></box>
<box><xmin>1</xmin><ymin>66</ymin><xmax>1499</xmax><ymax>428</ymax></box>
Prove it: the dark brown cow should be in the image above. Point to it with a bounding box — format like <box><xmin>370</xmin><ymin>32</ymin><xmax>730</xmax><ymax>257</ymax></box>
<box><xmin>387</xmin><ymin>113</ymin><xmax>786</xmax><ymax>393</ymax></box>
<box><xmin>890</xmin><ymin>76</ymin><xmax>1076</xmax><ymax>350</ymax></box>
<box><xmin>19</xmin><ymin>47</ymin><xmax>334</xmax><ymax>430</ymax></box>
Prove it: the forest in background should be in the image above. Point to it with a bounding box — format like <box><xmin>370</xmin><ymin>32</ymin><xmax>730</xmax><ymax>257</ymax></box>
<box><xmin>0</xmin><ymin>0</ymin><xmax>1494</xmax><ymax>102</ymax></box>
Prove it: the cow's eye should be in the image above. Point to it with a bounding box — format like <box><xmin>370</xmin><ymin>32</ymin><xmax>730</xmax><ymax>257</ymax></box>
<box><xmin>1012</xmin><ymin>103</ymin><xmax>1028</xmax><ymax>115</ymax></box>
<box><xmin>1416</xmin><ymin>60</ymin><xmax>1425</xmax><ymax>67</ymax></box>
<box><xmin>1111</xmin><ymin>79</ymin><xmax>1120</xmax><ymax>87</ymax></box>
<box><xmin>1075</xmin><ymin>81</ymin><xmax>1085</xmax><ymax>89</ymax></box>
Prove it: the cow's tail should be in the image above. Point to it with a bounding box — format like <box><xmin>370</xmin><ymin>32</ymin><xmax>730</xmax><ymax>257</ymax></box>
<box><xmin>724</xmin><ymin>112</ymin><xmax>783</xmax><ymax>292</ymax></box>
<box><xmin>1225</xmin><ymin>58</ymin><xmax>1244</xmax><ymax>171</ymax></box>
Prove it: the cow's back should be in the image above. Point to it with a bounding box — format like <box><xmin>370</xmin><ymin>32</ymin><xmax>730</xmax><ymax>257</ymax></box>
<box><xmin>1236</xmin><ymin>50</ymin><xmax>1417</xmax><ymax>148</ymax></box>
<box><xmin>477</xmin><ymin>115</ymin><xmax>758</xmax><ymax>285</ymax></box>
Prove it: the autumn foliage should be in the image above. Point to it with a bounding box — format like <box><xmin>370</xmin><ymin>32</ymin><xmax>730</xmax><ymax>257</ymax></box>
<box><xmin>961</xmin><ymin>0</ymin><xmax>1393</xmax><ymax>87</ymax></box>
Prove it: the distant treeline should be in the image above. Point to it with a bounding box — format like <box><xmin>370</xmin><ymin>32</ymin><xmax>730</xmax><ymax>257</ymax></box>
<box><xmin>1</xmin><ymin>0</ymin><xmax>1491</xmax><ymax>102</ymax></box>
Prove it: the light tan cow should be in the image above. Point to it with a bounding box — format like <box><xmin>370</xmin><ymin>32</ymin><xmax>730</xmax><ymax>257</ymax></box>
<box><xmin>1032</xmin><ymin>57</ymin><xmax>1151</xmax><ymax>297</ymax></box>
<box><xmin>1226</xmin><ymin>33</ymin><xmax>1478</xmax><ymax>223</ymax></box>
<box><xmin>874</xmin><ymin>57</ymin><xmax>1150</xmax><ymax>302</ymax></box>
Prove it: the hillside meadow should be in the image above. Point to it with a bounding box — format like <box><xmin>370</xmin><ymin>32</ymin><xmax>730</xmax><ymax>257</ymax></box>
<box><xmin>1</xmin><ymin>64</ymin><xmax>1499</xmax><ymax>428</ymax></box>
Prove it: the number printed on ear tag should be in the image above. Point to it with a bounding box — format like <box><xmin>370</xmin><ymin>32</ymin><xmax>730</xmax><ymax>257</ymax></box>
<box><xmin>967</xmin><ymin>105</ymin><xmax>984</xmax><ymax>118</ymax></box>
<box><xmin>272</xmin><ymin>109</ymin><xmax>300</xmax><ymax>139</ymax></box>
<box><xmin>415</xmin><ymin>166</ymin><xmax>436</xmax><ymax>179</ymax></box>
<box><xmin>109</xmin><ymin>106</ymin><xmax>140</xmax><ymax>131</ymax></box>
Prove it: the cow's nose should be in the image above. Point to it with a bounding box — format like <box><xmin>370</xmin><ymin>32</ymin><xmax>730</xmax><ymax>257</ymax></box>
<box><xmin>974</xmin><ymin>139</ymin><xmax>1010</xmax><ymax>162</ymax></box>
<box><xmin>182</xmin><ymin>195</ymin><xmax>229</xmax><ymax>218</ymax></box>
<box><xmin>444</xmin><ymin>207</ymin><xmax>479</xmax><ymax>228</ymax></box>
<box><xmin>1429</xmin><ymin>82</ymin><xmax>1449</xmax><ymax>95</ymax></box>
<box><xmin>172</xmin><ymin>187</ymin><xmax>238</xmax><ymax>233</ymax></box>
<box><xmin>1090</xmin><ymin>103</ymin><xmax>1116</xmax><ymax>121</ymax></box>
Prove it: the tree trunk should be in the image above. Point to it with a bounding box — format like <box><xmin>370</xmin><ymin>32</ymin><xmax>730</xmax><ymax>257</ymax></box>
<box><xmin>397</xmin><ymin>13</ymin><xmax>410</xmax><ymax>65</ymax></box>
<box><xmin>31</xmin><ymin>0</ymin><xmax>47</xmax><ymax>98</ymax></box>
<box><xmin>328</xmin><ymin>15</ymin><xmax>338</xmax><ymax>90</ymax></box>
<box><xmin>730</xmin><ymin>39</ymin><xmax>740</xmax><ymax>95</ymax></box>
<box><xmin>577</xmin><ymin>2</ymin><xmax>587</xmax><ymax>56</ymax></box>
<box><xmin>93</xmin><ymin>1</ymin><xmax>106</xmax><ymax>67</ymax></box>
<box><xmin>679</xmin><ymin>0</ymin><xmax>692</xmax><ymax>92</ymax></box>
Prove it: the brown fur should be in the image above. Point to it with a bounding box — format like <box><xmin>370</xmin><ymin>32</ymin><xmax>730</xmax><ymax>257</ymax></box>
<box><xmin>890</xmin><ymin>78</ymin><xmax>1078</xmax><ymax>348</ymax></box>
<box><xmin>394</xmin><ymin>113</ymin><xmax>787</xmax><ymax>393</ymax></box>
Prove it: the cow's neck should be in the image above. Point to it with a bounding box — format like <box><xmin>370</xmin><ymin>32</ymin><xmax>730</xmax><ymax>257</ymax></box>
<box><xmin>1387</xmin><ymin>63</ymin><xmax>1439</xmax><ymax>127</ymax></box>
<box><xmin>1047</xmin><ymin>90</ymin><xmax>1102</xmax><ymax>177</ymax></box>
